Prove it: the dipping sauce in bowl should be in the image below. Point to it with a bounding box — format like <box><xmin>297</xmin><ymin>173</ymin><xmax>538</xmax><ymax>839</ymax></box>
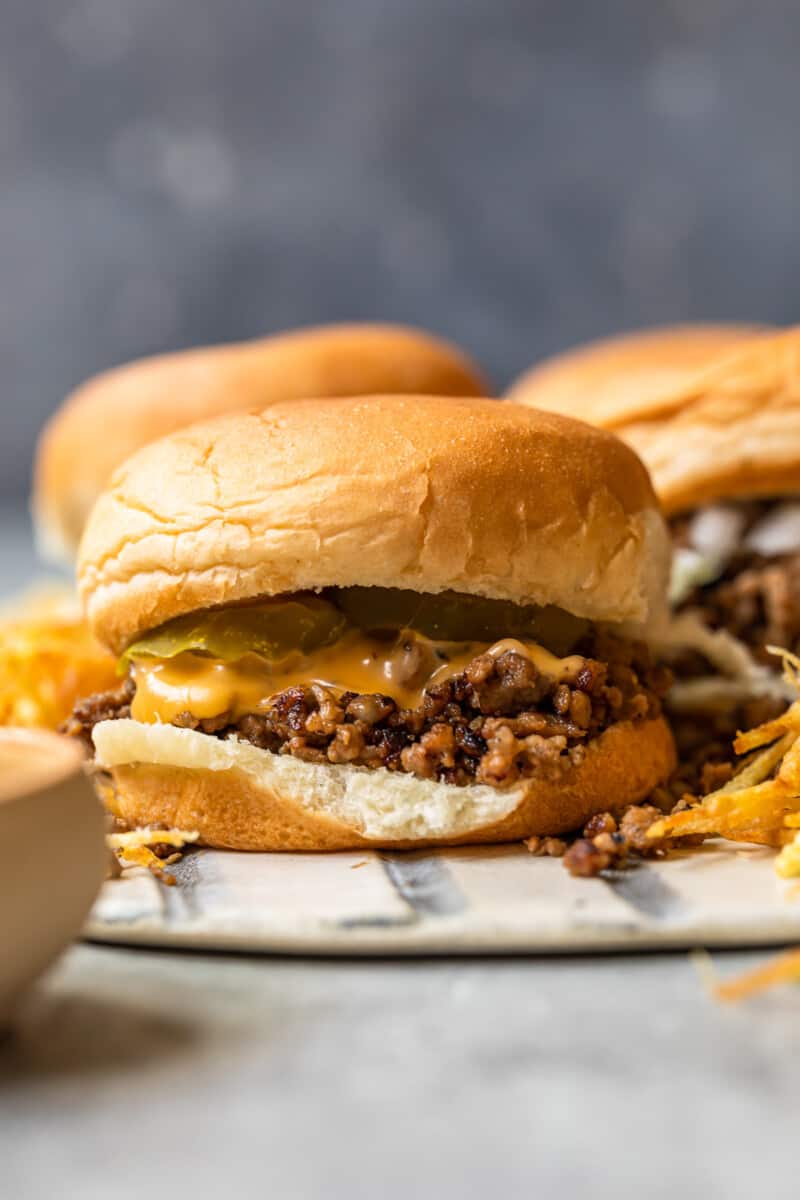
<box><xmin>0</xmin><ymin>729</ymin><xmax>107</xmax><ymax>1025</ymax></box>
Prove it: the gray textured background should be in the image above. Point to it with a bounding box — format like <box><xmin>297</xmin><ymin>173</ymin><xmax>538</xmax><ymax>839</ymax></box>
<box><xmin>2</xmin><ymin>0</ymin><xmax>800</xmax><ymax>499</ymax></box>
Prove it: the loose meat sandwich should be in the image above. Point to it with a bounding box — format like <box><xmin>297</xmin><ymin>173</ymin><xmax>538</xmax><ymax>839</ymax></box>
<box><xmin>509</xmin><ymin>325</ymin><xmax>800</xmax><ymax>712</ymax></box>
<box><xmin>33</xmin><ymin>323</ymin><xmax>487</xmax><ymax>564</ymax></box>
<box><xmin>69</xmin><ymin>395</ymin><xmax>675</xmax><ymax>851</ymax></box>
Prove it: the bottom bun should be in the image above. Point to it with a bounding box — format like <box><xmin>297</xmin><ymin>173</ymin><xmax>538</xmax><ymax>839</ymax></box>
<box><xmin>93</xmin><ymin>717</ymin><xmax>676</xmax><ymax>851</ymax></box>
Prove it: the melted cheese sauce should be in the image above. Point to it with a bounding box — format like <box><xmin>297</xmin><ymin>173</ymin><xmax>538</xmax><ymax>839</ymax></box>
<box><xmin>130</xmin><ymin>631</ymin><xmax>585</xmax><ymax>725</ymax></box>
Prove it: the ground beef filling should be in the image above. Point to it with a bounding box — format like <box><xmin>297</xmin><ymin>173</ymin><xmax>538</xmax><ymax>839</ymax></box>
<box><xmin>671</xmin><ymin>503</ymin><xmax>800</xmax><ymax>668</ymax></box>
<box><xmin>65</xmin><ymin>633</ymin><xmax>671</xmax><ymax>789</ymax></box>
<box><xmin>680</xmin><ymin>551</ymin><xmax>800</xmax><ymax>667</ymax></box>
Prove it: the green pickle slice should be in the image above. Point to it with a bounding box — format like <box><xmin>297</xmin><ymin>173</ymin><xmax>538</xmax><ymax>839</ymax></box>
<box><xmin>122</xmin><ymin>595</ymin><xmax>348</xmax><ymax>666</ymax></box>
<box><xmin>330</xmin><ymin>588</ymin><xmax>587</xmax><ymax>654</ymax></box>
<box><xmin>122</xmin><ymin>588</ymin><xmax>588</xmax><ymax>669</ymax></box>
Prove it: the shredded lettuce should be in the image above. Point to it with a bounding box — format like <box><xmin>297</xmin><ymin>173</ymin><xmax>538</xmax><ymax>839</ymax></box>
<box><xmin>668</xmin><ymin>547</ymin><xmax>726</xmax><ymax>607</ymax></box>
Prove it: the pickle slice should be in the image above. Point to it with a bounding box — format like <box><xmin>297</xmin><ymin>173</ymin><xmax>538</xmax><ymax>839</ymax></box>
<box><xmin>329</xmin><ymin>588</ymin><xmax>588</xmax><ymax>654</ymax></box>
<box><xmin>123</xmin><ymin>587</ymin><xmax>589</xmax><ymax>669</ymax></box>
<box><xmin>123</xmin><ymin>595</ymin><xmax>348</xmax><ymax>666</ymax></box>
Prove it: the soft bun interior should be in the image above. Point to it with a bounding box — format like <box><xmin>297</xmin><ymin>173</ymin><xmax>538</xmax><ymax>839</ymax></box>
<box><xmin>95</xmin><ymin>719</ymin><xmax>521</xmax><ymax>842</ymax></box>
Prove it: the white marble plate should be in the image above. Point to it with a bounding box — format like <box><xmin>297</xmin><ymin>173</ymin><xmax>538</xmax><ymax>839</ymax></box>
<box><xmin>85</xmin><ymin>840</ymin><xmax>800</xmax><ymax>955</ymax></box>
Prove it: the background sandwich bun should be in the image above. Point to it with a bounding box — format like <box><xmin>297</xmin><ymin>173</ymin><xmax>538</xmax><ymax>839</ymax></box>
<box><xmin>33</xmin><ymin>323</ymin><xmax>488</xmax><ymax>564</ymax></box>
<box><xmin>78</xmin><ymin>395</ymin><xmax>674</xmax><ymax>852</ymax></box>
<box><xmin>506</xmin><ymin>322</ymin><xmax>765</xmax><ymax>431</ymax></box>
<box><xmin>78</xmin><ymin>394</ymin><xmax>671</xmax><ymax>654</ymax></box>
<box><xmin>609</xmin><ymin>327</ymin><xmax>800</xmax><ymax>515</ymax></box>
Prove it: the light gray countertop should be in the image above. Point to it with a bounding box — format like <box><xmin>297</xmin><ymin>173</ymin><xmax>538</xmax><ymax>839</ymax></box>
<box><xmin>3</xmin><ymin>944</ymin><xmax>800</xmax><ymax>1199</ymax></box>
<box><xmin>1</xmin><ymin>506</ymin><xmax>798</xmax><ymax>1198</ymax></box>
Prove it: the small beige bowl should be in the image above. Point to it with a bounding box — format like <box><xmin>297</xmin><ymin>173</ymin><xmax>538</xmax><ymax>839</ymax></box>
<box><xmin>0</xmin><ymin>729</ymin><xmax>107</xmax><ymax>1026</ymax></box>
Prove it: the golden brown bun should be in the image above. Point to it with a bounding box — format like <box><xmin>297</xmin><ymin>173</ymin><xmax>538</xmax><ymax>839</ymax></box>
<box><xmin>615</xmin><ymin>328</ymin><xmax>800</xmax><ymax>514</ymax></box>
<box><xmin>506</xmin><ymin>323</ymin><xmax>766</xmax><ymax>429</ymax></box>
<box><xmin>34</xmin><ymin>323</ymin><xmax>489</xmax><ymax>563</ymax></box>
<box><xmin>78</xmin><ymin>395</ymin><xmax>670</xmax><ymax>655</ymax></box>
<box><xmin>95</xmin><ymin>716</ymin><xmax>675</xmax><ymax>851</ymax></box>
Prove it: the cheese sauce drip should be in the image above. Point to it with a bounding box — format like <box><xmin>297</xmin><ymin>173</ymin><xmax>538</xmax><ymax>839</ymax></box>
<box><xmin>130</xmin><ymin>631</ymin><xmax>585</xmax><ymax>726</ymax></box>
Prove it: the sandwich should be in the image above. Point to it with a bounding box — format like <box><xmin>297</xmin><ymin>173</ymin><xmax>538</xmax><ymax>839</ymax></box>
<box><xmin>510</xmin><ymin>325</ymin><xmax>800</xmax><ymax>751</ymax></box>
<box><xmin>33</xmin><ymin>323</ymin><xmax>488</xmax><ymax>564</ymax></box>
<box><xmin>627</xmin><ymin>329</ymin><xmax>800</xmax><ymax>706</ymax></box>
<box><xmin>66</xmin><ymin>395</ymin><xmax>675</xmax><ymax>851</ymax></box>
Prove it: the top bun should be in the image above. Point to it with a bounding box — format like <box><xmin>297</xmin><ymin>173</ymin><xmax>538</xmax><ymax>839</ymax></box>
<box><xmin>616</xmin><ymin>328</ymin><xmax>800</xmax><ymax>513</ymax></box>
<box><xmin>34</xmin><ymin>323</ymin><xmax>488</xmax><ymax>564</ymax></box>
<box><xmin>506</xmin><ymin>323</ymin><xmax>765</xmax><ymax>429</ymax></box>
<box><xmin>78</xmin><ymin>395</ymin><xmax>670</xmax><ymax>656</ymax></box>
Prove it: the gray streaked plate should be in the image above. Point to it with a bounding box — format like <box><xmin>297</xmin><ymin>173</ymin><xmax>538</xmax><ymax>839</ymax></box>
<box><xmin>85</xmin><ymin>840</ymin><xmax>800</xmax><ymax>955</ymax></box>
